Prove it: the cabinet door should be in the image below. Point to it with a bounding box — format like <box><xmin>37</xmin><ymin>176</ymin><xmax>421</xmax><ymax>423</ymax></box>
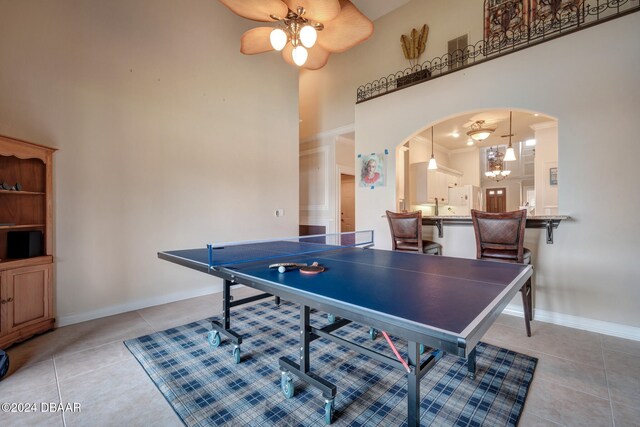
<box><xmin>436</xmin><ymin>172</ymin><xmax>449</xmax><ymax>204</ymax></box>
<box><xmin>0</xmin><ymin>271</ymin><xmax>4</xmax><ymax>335</ymax></box>
<box><xmin>426</xmin><ymin>170</ymin><xmax>438</xmax><ymax>203</ymax></box>
<box><xmin>447</xmin><ymin>174</ymin><xmax>459</xmax><ymax>189</ymax></box>
<box><xmin>2</xmin><ymin>264</ymin><xmax>52</xmax><ymax>334</ymax></box>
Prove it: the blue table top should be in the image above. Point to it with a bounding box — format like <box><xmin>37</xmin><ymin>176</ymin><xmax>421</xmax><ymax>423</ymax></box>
<box><xmin>160</xmin><ymin>245</ymin><xmax>529</xmax><ymax>337</ymax></box>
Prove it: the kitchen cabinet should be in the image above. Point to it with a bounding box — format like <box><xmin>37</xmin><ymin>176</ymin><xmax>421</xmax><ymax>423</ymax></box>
<box><xmin>410</xmin><ymin>162</ymin><xmax>462</xmax><ymax>205</ymax></box>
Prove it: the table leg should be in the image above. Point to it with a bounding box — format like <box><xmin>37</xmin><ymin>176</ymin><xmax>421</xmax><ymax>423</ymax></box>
<box><xmin>300</xmin><ymin>305</ymin><xmax>310</xmax><ymax>374</ymax></box>
<box><xmin>209</xmin><ymin>280</ymin><xmax>242</xmax><ymax>361</ymax></box>
<box><xmin>407</xmin><ymin>341</ymin><xmax>420</xmax><ymax>427</ymax></box>
<box><xmin>467</xmin><ymin>347</ymin><xmax>477</xmax><ymax>379</ymax></box>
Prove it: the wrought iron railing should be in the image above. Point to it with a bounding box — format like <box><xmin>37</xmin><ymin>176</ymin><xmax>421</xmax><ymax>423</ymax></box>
<box><xmin>356</xmin><ymin>0</ymin><xmax>639</xmax><ymax>103</ymax></box>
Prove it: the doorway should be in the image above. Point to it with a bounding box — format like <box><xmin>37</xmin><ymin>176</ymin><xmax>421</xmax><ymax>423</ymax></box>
<box><xmin>340</xmin><ymin>174</ymin><xmax>355</xmax><ymax>232</ymax></box>
<box><xmin>486</xmin><ymin>188</ymin><xmax>507</xmax><ymax>212</ymax></box>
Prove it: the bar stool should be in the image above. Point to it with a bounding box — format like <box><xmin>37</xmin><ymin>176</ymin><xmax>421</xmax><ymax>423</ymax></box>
<box><xmin>471</xmin><ymin>209</ymin><xmax>533</xmax><ymax>337</ymax></box>
<box><xmin>386</xmin><ymin>210</ymin><xmax>442</xmax><ymax>255</ymax></box>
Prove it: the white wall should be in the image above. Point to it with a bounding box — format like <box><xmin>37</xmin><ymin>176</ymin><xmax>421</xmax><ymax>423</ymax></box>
<box><xmin>0</xmin><ymin>0</ymin><xmax>299</xmax><ymax>325</ymax></box>
<box><xmin>355</xmin><ymin>13</ymin><xmax>640</xmax><ymax>335</ymax></box>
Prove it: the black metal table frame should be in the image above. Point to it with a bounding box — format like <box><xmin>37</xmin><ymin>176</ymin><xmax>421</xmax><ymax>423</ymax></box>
<box><xmin>196</xmin><ymin>264</ymin><xmax>529</xmax><ymax>427</ymax></box>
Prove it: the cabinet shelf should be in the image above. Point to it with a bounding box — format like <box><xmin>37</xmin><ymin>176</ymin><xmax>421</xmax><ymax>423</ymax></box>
<box><xmin>1</xmin><ymin>134</ymin><xmax>56</xmax><ymax>349</ymax></box>
<box><xmin>0</xmin><ymin>224</ymin><xmax>45</xmax><ymax>230</ymax></box>
<box><xmin>0</xmin><ymin>189</ymin><xmax>46</xmax><ymax>196</ymax></box>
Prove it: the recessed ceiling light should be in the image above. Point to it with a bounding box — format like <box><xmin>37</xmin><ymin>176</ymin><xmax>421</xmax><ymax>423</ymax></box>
<box><xmin>534</xmin><ymin>113</ymin><xmax>539</xmax><ymax>117</ymax></box>
<box><xmin>451</xmin><ymin>131</ymin><xmax>460</xmax><ymax>138</ymax></box>
<box><xmin>466</xmin><ymin>140</ymin><xmax>474</xmax><ymax>146</ymax></box>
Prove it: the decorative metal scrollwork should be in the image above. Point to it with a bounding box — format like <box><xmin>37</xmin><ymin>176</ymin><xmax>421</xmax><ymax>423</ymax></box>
<box><xmin>356</xmin><ymin>0</ymin><xmax>638</xmax><ymax>103</ymax></box>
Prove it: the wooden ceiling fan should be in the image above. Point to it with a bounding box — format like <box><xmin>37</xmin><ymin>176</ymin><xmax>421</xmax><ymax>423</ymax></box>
<box><xmin>218</xmin><ymin>0</ymin><xmax>374</xmax><ymax>69</ymax></box>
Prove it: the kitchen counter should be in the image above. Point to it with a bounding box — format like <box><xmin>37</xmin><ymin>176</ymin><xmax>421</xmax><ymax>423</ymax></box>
<box><xmin>422</xmin><ymin>215</ymin><xmax>570</xmax><ymax>244</ymax></box>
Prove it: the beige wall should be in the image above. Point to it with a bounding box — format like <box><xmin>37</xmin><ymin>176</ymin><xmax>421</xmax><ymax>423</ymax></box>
<box><xmin>299</xmin><ymin>0</ymin><xmax>485</xmax><ymax>140</ymax></box>
<box><xmin>0</xmin><ymin>0</ymin><xmax>299</xmax><ymax>324</ymax></box>
<box><xmin>354</xmin><ymin>13</ymin><xmax>640</xmax><ymax>337</ymax></box>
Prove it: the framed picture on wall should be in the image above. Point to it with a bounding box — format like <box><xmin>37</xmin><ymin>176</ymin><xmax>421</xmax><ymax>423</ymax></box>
<box><xmin>549</xmin><ymin>167</ymin><xmax>558</xmax><ymax>186</ymax></box>
<box><xmin>359</xmin><ymin>153</ymin><xmax>386</xmax><ymax>188</ymax></box>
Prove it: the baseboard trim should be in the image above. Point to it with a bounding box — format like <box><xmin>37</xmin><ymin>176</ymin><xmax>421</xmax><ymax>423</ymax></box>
<box><xmin>504</xmin><ymin>304</ymin><xmax>640</xmax><ymax>342</ymax></box>
<box><xmin>56</xmin><ymin>285</ymin><xmax>223</xmax><ymax>327</ymax></box>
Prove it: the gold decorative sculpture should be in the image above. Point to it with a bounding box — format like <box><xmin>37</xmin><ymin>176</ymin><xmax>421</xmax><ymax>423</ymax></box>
<box><xmin>400</xmin><ymin>24</ymin><xmax>428</xmax><ymax>66</ymax></box>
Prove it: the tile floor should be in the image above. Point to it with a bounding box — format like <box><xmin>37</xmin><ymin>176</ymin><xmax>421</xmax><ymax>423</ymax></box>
<box><xmin>1</xmin><ymin>287</ymin><xmax>638</xmax><ymax>427</ymax></box>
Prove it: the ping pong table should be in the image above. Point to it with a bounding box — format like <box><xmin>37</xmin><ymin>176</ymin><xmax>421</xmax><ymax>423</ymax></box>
<box><xmin>158</xmin><ymin>231</ymin><xmax>532</xmax><ymax>426</ymax></box>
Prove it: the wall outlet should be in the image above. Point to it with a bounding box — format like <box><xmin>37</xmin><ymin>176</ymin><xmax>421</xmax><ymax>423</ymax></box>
<box><xmin>275</xmin><ymin>209</ymin><xmax>284</xmax><ymax>218</ymax></box>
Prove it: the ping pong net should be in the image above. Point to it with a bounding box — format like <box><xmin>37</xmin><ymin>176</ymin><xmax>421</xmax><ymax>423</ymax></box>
<box><xmin>206</xmin><ymin>230</ymin><xmax>374</xmax><ymax>270</ymax></box>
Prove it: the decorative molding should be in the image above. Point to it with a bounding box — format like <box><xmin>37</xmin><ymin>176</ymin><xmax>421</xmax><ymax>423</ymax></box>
<box><xmin>299</xmin><ymin>146</ymin><xmax>330</xmax><ymax>212</ymax></box>
<box><xmin>300</xmin><ymin>124</ymin><xmax>355</xmax><ymax>144</ymax></box>
<box><xmin>504</xmin><ymin>304</ymin><xmax>640</xmax><ymax>342</ymax></box>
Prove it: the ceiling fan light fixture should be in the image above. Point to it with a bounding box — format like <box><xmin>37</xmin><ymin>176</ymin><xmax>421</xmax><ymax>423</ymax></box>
<box><xmin>299</xmin><ymin>25</ymin><xmax>317</xmax><ymax>48</ymax></box>
<box><xmin>270</xmin><ymin>28</ymin><xmax>288</xmax><ymax>51</ymax></box>
<box><xmin>292</xmin><ymin>45</ymin><xmax>308</xmax><ymax>66</ymax></box>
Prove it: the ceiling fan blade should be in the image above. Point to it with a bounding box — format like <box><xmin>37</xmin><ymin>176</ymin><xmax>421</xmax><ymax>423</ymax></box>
<box><xmin>218</xmin><ymin>0</ymin><xmax>288</xmax><ymax>22</ymax></box>
<box><xmin>240</xmin><ymin>27</ymin><xmax>275</xmax><ymax>55</ymax></box>
<box><xmin>302</xmin><ymin>45</ymin><xmax>331</xmax><ymax>70</ymax></box>
<box><xmin>283</xmin><ymin>0</ymin><xmax>341</xmax><ymax>22</ymax></box>
<box><xmin>317</xmin><ymin>0</ymin><xmax>373</xmax><ymax>53</ymax></box>
<box><xmin>281</xmin><ymin>44</ymin><xmax>331</xmax><ymax>70</ymax></box>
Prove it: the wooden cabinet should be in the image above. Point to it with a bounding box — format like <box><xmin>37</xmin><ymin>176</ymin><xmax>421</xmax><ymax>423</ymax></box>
<box><xmin>0</xmin><ymin>135</ymin><xmax>56</xmax><ymax>348</ymax></box>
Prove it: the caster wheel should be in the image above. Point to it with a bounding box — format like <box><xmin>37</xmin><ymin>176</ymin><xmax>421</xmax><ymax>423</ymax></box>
<box><xmin>324</xmin><ymin>399</ymin><xmax>335</xmax><ymax>424</ymax></box>
<box><xmin>281</xmin><ymin>372</ymin><xmax>294</xmax><ymax>398</ymax></box>
<box><xmin>208</xmin><ymin>330</ymin><xmax>221</xmax><ymax>348</ymax></box>
<box><xmin>327</xmin><ymin>313</ymin><xmax>335</xmax><ymax>324</ymax></box>
<box><xmin>369</xmin><ymin>328</ymin><xmax>378</xmax><ymax>340</ymax></box>
<box><xmin>232</xmin><ymin>346</ymin><xmax>241</xmax><ymax>364</ymax></box>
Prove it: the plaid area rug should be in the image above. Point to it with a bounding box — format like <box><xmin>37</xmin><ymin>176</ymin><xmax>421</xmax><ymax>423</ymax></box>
<box><xmin>125</xmin><ymin>300</ymin><xmax>536</xmax><ymax>426</ymax></box>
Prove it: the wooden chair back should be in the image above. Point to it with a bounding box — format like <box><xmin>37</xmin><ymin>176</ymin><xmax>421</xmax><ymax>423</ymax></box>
<box><xmin>471</xmin><ymin>209</ymin><xmax>527</xmax><ymax>263</ymax></box>
<box><xmin>385</xmin><ymin>210</ymin><xmax>423</xmax><ymax>253</ymax></box>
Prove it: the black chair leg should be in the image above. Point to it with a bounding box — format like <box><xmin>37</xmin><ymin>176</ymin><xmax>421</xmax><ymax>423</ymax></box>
<box><xmin>520</xmin><ymin>281</ymin><xmax>532</xmax><ymax>337</ymax></box>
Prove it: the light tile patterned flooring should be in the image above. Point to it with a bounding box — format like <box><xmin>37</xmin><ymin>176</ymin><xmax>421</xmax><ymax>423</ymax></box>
<box><xmin>0</xmin><ymin>287</ymin><xmax>638</xmax><ymax>427</ymax></box>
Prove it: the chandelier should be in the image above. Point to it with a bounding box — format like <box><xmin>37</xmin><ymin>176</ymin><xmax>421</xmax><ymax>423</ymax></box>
<box><xmin>485</xmin><ymin>147</ymin><xmax>511</xmax><ymax>181</ymax></box>
<box><xmin>269</xmin><ymin>7</ymin><xmax>323</xmax><ymax>66</ymax></box>
<box><xmin>467</xmin><ymin>120</ymin><xmax>496</xmax><ymax>141</ymax></box>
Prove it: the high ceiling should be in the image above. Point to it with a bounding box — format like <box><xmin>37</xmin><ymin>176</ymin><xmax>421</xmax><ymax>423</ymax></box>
<box><xmin>414</xmin><ymin>110</ymin><xmax>556</xmax><ymax>151</ymax></box>
<box><xmin>352</xmin><ymin>0</ymin><xmax>410</xmax><ymax>21</ymax></box>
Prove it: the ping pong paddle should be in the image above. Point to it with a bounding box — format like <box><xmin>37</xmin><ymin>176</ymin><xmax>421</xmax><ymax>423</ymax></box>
<box><xmin>269</xmin><ymin>262</ymin><xmax>308</xmax><ymax>273</ymax></box>
<box><xmin>300</xmin><ymin>262</ymin><xmax>324</xmax><ymax>275</ymax></box>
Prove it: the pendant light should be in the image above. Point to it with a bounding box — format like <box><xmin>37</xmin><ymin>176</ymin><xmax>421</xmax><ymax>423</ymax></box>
<box><xmin>504</xmin><ymin>111</ymin><xmax>517</xmax><ymax>162</ymax></box>
<box><xmin>428</xmin><ymin>126</ymin><xmax>438</xmax><ymax>170</ymax></box>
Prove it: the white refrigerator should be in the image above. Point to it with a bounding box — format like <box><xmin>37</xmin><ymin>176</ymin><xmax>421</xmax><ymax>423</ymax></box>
<box><xmin>447</xmin><ymin>185</ymin><xmax>482</xmax><ymax>215</ymax></box>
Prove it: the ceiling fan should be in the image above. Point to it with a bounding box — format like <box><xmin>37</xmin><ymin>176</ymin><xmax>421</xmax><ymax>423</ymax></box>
<box><xmin>219</xmin><ymin>0</ymin><xmax>374</xmax><ymax>69</ymax></box>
